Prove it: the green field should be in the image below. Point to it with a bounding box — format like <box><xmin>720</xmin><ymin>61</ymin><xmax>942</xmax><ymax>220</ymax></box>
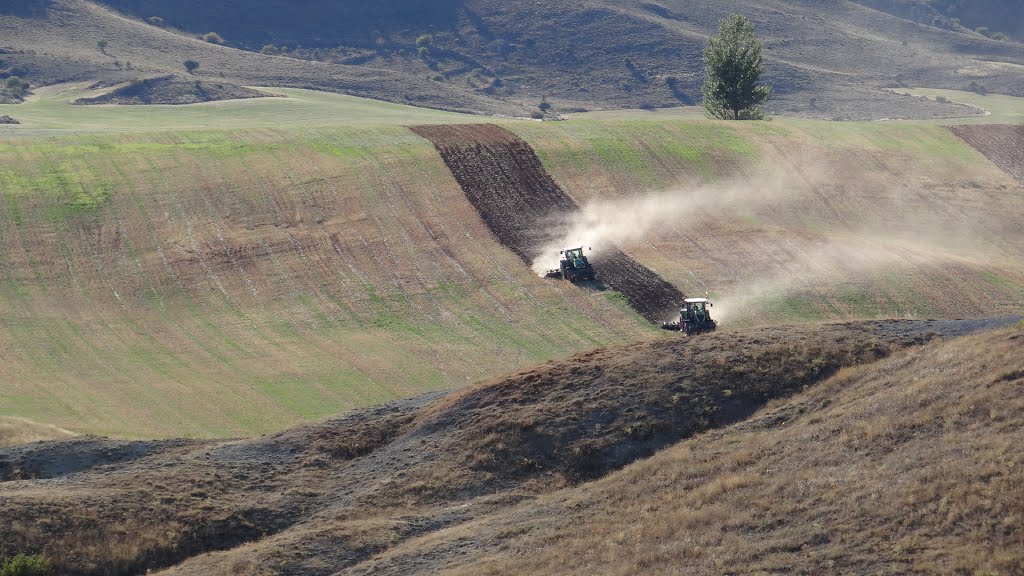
<box><xmin>0</xmin><ymin>84</ymin><xmax>478</xmax><ymax>135</ymax></box>
<box><xmin>1</xmin><ymin>86</ymin><xmax>1023</xmax><ymax>439</ymax></box>
<box><xmin>890</xmin><ymin>88</ymin><xmax>1024</xmax><ymax>124</ymax></box>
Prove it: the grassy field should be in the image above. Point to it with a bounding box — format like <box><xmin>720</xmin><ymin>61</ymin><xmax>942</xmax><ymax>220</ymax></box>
<box><xmin>891</xmin><ymin>88</ymin><xmax>1024</xmax><ymax>124</ymax></box>
<box><xmin>0</xmin><ymin>109</ymin><xmax>652</xmax><ymax>438</ymax></box>
<box><xmin>0</xmin><ymin>84</ymin><xmax>479</xmax><ymax>135</ymax></box>
<box><xmin>0</xmin><ymin>87</ymin><xmax>1022</xmax><ymax>439</ymax></box>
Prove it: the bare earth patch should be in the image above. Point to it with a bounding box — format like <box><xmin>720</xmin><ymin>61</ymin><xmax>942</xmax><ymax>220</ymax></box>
<box><xmin>950</xmin><ymin>124</ymin><xmax>1024</xmax><ymax>184</ymax></box>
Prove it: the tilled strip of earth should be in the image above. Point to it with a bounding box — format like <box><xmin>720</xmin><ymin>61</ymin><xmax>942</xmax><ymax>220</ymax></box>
<box><xmin>410</xmin><ymin>123</ymin><xmax>685</xmax><ymax>323</ymax></box>
<box><xmin>949</xmin><ymin>124</ymin><xmax>1024</xmax><ymax>185</ymax></box>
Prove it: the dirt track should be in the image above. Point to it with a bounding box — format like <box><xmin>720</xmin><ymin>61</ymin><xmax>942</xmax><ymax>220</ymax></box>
<box><xmin>950</xmin><ymin>124</ymin><xmax>1024</xmax><ymax>184</ymax></box>
<box><xmin>411</xmin><ymin>124</ymin><xmax>685</xmax><ymax>323</ymax></box>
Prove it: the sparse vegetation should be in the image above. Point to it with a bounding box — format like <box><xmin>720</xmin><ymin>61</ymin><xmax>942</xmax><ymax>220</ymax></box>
<box><xmin>0</xmin><ymin>554</ymin><xmax>52</xmax><ymax>576</ymax></box>
<box><xmin>967</xmin><ymin>80</ymin><xmax>988</xmax><ymax>94</ymax></box>
<box><xmin>415</xmin><ymin>34</ymin><xmax>433</xmax><ymax>47</ymax></box>
<box><xmin>1</xmin><ymin>76</ymin><xmax>29</xmax><ymax>101</ymax></box>
<box><xmin>702</xmin><ymin>15</ymin><xmax>772</xmax><ymax>120</ymax></box>
<box><xmin>260</xmin><ymin>44</ymin><xmax>280</xmax><ymax>55</ymax></box>
<box><xmin>96</xmin><ymin>39</ymin><xmax>108</xmax><ymax>54</ymax></box>
<box><xmin>183</xmin><ymin>59</ymin><xmax>199</xmax><ymax>74</ymax></box>
<box><xmin>201</xmin><ymin>32</ymin><xmax>225</xmax><ymax>45</ymax></box>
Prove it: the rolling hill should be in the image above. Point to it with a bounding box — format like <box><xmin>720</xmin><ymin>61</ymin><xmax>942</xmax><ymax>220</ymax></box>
<box><xmin>1</xmin><ymin>320</ymin><xmax>1020</xmax><ymax>574</ymax></box>
<box><xmin>0</xmin><ymin>1</ymin><xmax>1022</xmax><ymax>573</ymax></box>
<box><xmin>1</xmin><ymin>0</ymin><xmax>1023</xmax><ymax>118</ymax></box>
<box><xmin>1</xmin><ymin>87</ymin><xmax>1023</xmax><ymax>439</ymax></box>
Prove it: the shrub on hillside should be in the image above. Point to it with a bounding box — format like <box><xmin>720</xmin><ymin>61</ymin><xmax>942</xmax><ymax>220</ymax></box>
<box><xmin>183</xmin><ymin>60</ymin><xmax>200</xmax><ymax>74</ymax></box>
<box><xmin>415</xmin><ymin>34</ymin><xmax>433</xmax><ymax>47</ymax></box>
<box><xmin>202</xmin><ymin>32</ymin><xmax>224</xmax><ymax>45</ymax></box>
<box><xmin>2</xmin><ymin>76</ymin><xmax>29</xmax><ymax>99</ymax></box>
<box><xmin>147</xmin><ymin>16</ymin><xmax>164</xmax><ymax>26</ymax></box>
<box><xmin>0</xmin><ymin>554</ymin><xmax>52</xmax><ymax>576</ymax></box>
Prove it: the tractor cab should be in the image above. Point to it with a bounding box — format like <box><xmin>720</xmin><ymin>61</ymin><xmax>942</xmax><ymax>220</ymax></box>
<box><xmin>545</xmin><ymin>246</ymin><xmax>596</xmax><ymax>283</ymax></box>
<box><xmin>564</xmin><ymin>247</ymin><xmax>587</xmax><ymax>270</ymax></box>
<box><xmin>683</xmin><ymin>298</ymin><xmax>712</xmax><ymax>323</ymax></box>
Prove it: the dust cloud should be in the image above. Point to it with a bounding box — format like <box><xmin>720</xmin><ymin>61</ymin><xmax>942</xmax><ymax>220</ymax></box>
<box><xmin>529</xmin><ymin>168</ymin><xmax>797</xmax><ymax>275</ymax></box>
<box><xmin>711</xmin><ymin>234</ymin><xmax>995</xmax><ymax>324</ymax></box>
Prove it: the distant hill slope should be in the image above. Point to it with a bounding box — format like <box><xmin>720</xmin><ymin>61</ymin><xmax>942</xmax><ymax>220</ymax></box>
<box><xmin>855</xmin><ymin>0</ymin><xmax>1024</xmax><ymax>41</ymax></box>
<box><xmin>0</xmin><ymin>0</ymin><xmax>528</xmax><ymax>115</ymax></box>
<box><xmin>1</xmin><ymin>321</ymin><xmax>1019</xmax><ymax>575</ymax></box>
<box><xmin>2</xmin><ymin>0</ymin><xmax>1023</xmax><ymax>118</ymax></box>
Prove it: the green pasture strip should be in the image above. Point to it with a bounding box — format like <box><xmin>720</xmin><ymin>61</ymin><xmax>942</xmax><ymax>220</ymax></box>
<box><xmin>0</xmin><ymin>86</ymin><xmax>478</xmax><ymax>135</ymax></box>
<box><xmin>889</xmin><ymin>88</ymin><xmax>1024</xmax><ymax>124</ymax></box>
<box><xmin>787</xmin><ymin>121</ymin><xmax>980</xmax><ymax>165</ymax></box>
<box><xmin>510</xmin><ymin>119</ymin><xmax>756</xmax><ymax>190</ymax></box>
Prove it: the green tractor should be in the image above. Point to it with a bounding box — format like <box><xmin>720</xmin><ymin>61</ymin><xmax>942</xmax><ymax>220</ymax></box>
<box><xmin>544</xmin><ymin>246</ymin><xmax>596</xmax><ymax>283</ymax></box>
<box><xmin>662</xmin><ymin>297</ymin><xmax>717</xmax><ymax>335</ymax></box>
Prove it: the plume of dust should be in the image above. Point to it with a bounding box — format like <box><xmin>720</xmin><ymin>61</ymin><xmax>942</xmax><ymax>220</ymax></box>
<box><xmin>711</xmin><ymin>234</ymin><xmax>994</xmax><ymax>324</ymax></box>
<box><xmin>529</xmin><ymin>168</ymin><xmax>796</xmax><ymax>275</ymax></box>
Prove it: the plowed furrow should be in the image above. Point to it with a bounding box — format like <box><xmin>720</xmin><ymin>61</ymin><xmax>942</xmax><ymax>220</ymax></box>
<box><xmin>411</xmin><ymin>124</ymin><xmax>685</xmax><ymax>323</ymax></box>
<box><xmin>950</xmin><ymin>124</ymin><xmax>1024</xmax><ymax>185</ymax></box>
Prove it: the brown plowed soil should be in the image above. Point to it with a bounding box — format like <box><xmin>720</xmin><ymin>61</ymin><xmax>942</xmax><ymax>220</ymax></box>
<box><xmin>950</xmin><ymin>124</ymin><xmax>1024</xmax><ymax>184</ymax></box>
<box><xmin>411</xmin><ymin>124</ymin><xmax>685</xmax><ymax>323</ymax></box>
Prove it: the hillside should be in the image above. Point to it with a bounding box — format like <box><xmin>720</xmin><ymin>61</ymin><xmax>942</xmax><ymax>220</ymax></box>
<box><xmin>856</xmin><ymin>0</ymin><xmax>1024</xmax><ymax>42</ymax></box>
<box><xmin>0</xmin><ymin>320</ymin><xmax>1019</xmax><ymax>574</ymax></box>
<box><xmin>2</xmin><ymin>0</ymin><xmax>1023</xmax><ymax>118</ymax></box>
<box><xmin>1</xmin><ymin>87</ymin><xmax>1024</xmax><ymax>438</ymax></box>
<box><xmin>406</xmin><ymin>322</ymin><xmax>1024</xmax><ymax>576</ymax></box>
<box><xmin>0</xmin><ymin>0</ymin><xmax>527</xmax><ymax>115</ymax></box>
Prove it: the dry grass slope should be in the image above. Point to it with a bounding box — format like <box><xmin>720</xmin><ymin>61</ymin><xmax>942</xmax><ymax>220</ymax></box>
<box><xmin>2</xmin><ymin>319</ymin><xmax>1015</xmax><ymax>569</ymax></box>
<box><xmin>1</xmin><ymin>321</ymin><xmax>1016</xmax><ymax>575</ymax></box>
<box><xmin>361</xmin><ymin>325</ymin><xmax>1024</xmax><ymax>576</ymax></box>
<box><xmin>0</xmin><ymin>417</ymin><xmax>75</xmax><ymax>447</ymax></box>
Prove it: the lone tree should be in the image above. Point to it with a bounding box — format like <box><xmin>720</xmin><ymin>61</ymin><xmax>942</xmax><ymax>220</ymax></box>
<box><xmin>183</xmin><ymin>59</ymin><xmax>200</xmax><ymax>74</ymax></box>
<box><xmin>701</xmin><ymin>15</ymin><xmax>771</xmax><ymax>120</ymax></box>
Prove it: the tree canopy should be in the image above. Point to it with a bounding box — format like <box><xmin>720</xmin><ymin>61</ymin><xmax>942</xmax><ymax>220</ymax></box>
<box><xmin>702</xmin><ymin>15</ymin><xmax>771</xmax><ymax>120</ymax></box>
